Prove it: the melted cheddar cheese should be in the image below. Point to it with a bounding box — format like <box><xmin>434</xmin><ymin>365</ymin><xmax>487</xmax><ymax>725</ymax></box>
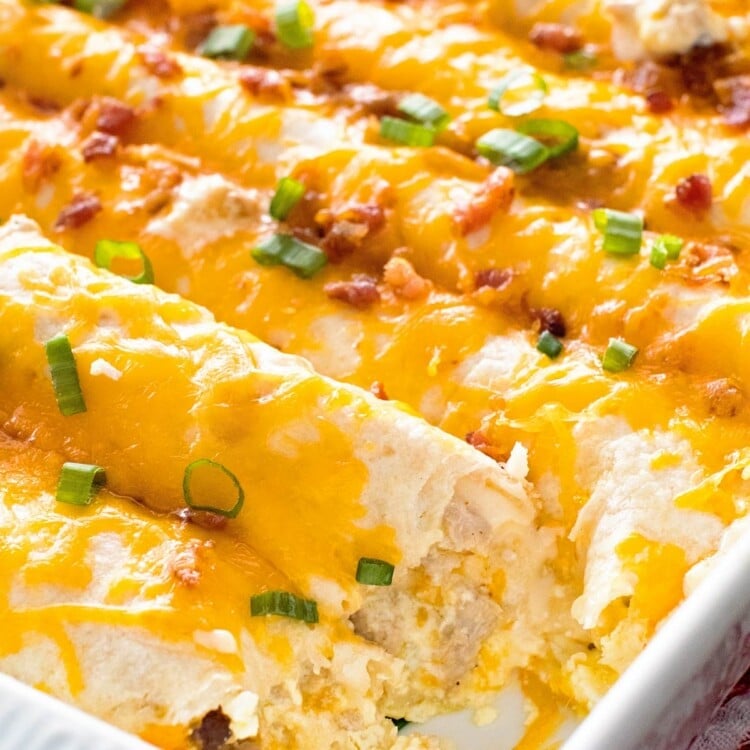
<box><xmin>0</xmin><ymin>0</ymin><xmax>749</xmax><ymax>748</ymax></box>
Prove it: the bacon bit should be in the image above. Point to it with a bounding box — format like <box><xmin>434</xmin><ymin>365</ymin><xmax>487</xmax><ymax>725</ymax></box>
<box><xmin>474</xmin><ymin>267</ymin><xmax>512</xmax><ymax>291</ymax></box>
<box><xmin>317</xmin><ymin>203</ymin><xmax>387</xmax><ymax>262</ymax></box>
<box><xmin>22</xmin><ymin>140</ymin><xmax>62</xmax><ymax>192</ymax></box>
<box><xmin>238</xmin><ymin>66</ymin><xmax>292</xmax><ymax>102</ymax></box>
<box><xmin>169</xmin><ymin>540</ymin><xmax>208</xmax><ymax>588</ymax></box>
<box><xmin>369</xmin><ymin>381</ymin><xmax>389</xmax><ymax>400</ymax></box>
<box><xmin>679</xmin><ymin>43</ymin><xmax>728</xmax><ymax>98</ymax></box>
<box><xmin>340</xmin><ymin>83</ymin><xmax>401</xmax><ymax>117</ymax></box>
<box><xmin>383</xmin><ymin>256</ymin><xmax>431</xmax><ymax>300</ymax></box>
<box><xmin>137</xmin><ymin>45</ymin><xmax>182</xmax><ymax>79</ymax></box>
<box><xmin>705</xmin><ymin>379</ymin><xmax>744</xmax><ymax>418</ymax></box>
<box><xmin>454</xmin><ymin>167</ymin><xmax>515</xmax><ymax>236</ymax></box>
<box><xmin>675</xmin><ymin>174</ymin><xmax>713</xmax><ymax>214</ymax></box>
<box><xmin>96</xmin><ymin>98</ymin><xmax>136</xmax><ymax>137</ymax></box>
<box><xmin>529</xmin><ymin>23</ymin><xmax>583</xmax><ymax>54</ymax></box>
<box><xmin>182</xmin><ymin>11</ymin><xmax>217</xmax><ymax>50</ymax></box>
<box><xmin>54</xmin><ymin>193</ymin><xmax>102</xmax><ymax>231</ymax></box>
<box><xmin>176</xmin><ymin>507</ymin><xmax>228</xmax><ymax>531</ymax></box>
<box><xmin>533</xmin><ymin>307</ymin><xmax>567</xmax><ymax>337</ymax></box>
<box><xmin>28</xmin><ymin>96</ymin><xmax>61</xmax><ymax>114</ymax></box>
<box><xmin>191</xmin><ymin>709</ymin><xmax>231</xmax><ymax>750</ymax></box>
<box><xmin>465</xmin><ymin>431</ymin><xmax>506</xmax><ymax>462</ymax></box>
<box><xmin>324</xmin><ymin>274</ymin><xmax>381</xmax><ymax>309</ymax></box>
<box><xmin>81</xmin><ymin>131</ymin><xmax>119</xmax><ymax>162</ymax></box>
<box><xmin>646</xmin><ymin>90</ymin><xmax>674</xmax><ymax>114</ymax></box>
<box><xmin>714</xmin><ymin>75</ymin><xmax>750</xmax><ymax>128</ymax></box>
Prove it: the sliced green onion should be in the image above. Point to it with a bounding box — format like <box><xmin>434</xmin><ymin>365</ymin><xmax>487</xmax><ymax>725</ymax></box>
<box><xmin>275</xmin><ymin>0</ymin><xmax>315</xmax><ymax>49</ymax></box>
<box><xmin>476</xmin><ymin>129</ymin><xmax>550</xmax><ymax>174</ymax></box>
<box><xmin>94</xmin><ymin>240</ymin><xmax>154</xmax><ymax>284</ymax></box>
<box><xmin>356</xmin><ymin>557</ymin><xmax>395</xmax><ymax>586</ymax></box>
<box><xmin>252</xmin><ymin>233</ymin><xmax>327</xmax><ymax>278</ymax></box>
<box><xmin>656</xmin><ymin>234</ymin><xmax>684</xmax><ymax>260</ymax></box>
<box><xmin>198</xmin><ymin>25</ymin><xmax>255</xmax><ymax>60</ymax></box>
<box><xmin>269</xmin><ymin>177</ymin><xmax>305</xmax><ymax>221</ymax></box>
<box><xmin>389</xmin><ymin>718</ymin><xmax>410</xmax><ymax>731</ymax></box>
<box><xmin>564</xmin><ymin>49</ymin><xmax>597</xmax><ymax>71</ymax></box>
<box><xmin>602</xmin><ymin>338</ymin><xmax>638</xmax><ymax>373</ymax></box>
<box><xmin>536</xmin><ymin>330</ymin><xmax>563</xmax><ymax>359</ymax></box>
<box><xmin>649</xmin><ymin>243</ymin><xmax>668</xmax><ymax>270</ymax></box>
<box><xmin>397</xmin><ymin>93</ymin><xmax>450</xmax><ymax>130</ymax></box>
<box><xmin>56</xmin><ymin>462</ymin><xmax>105</xmax><ymax>506</ymax></box>
<box><xmin>73</xmin><ymin>0</ymin><xmax>125</xmax><ymax>19</ymax></box>
<box><xmin>250</xmin><ymin>591</ymin><xmax>319</xmax><ymax>623</ymax></box>
<box><xmin>488</xmin><ymin>69</ymin><xmax>547</xmax><ymax>117</ymax></box>
<box><xmin>593</xmin><ymin>208</ymin><xmax>643</xmax><ymax>256</ymax></box>
<box><xmin>516</xmin><ymin>118</ymin><xmax>579</xmax><ymax>159</ymax></box>
<box><xmin>183</xmin><ymin>459</ymin><xmax>245</xmax><ymax>518</ymax></box>
<box><xmin>46</xmin><ymin>334</ymin><xmax>87</xmax><ymax>417</ymax></box>
<box><xmin>379</xmin><ymin>116</ymin><xmax>436</xmax><ymax>147</ymax></box>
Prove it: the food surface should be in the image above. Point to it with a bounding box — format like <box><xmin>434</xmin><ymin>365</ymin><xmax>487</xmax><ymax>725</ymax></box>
<box><xmin>0</xmin><ymin>0</ymin><xmax>749</xmax><ymax>748</ymax></box>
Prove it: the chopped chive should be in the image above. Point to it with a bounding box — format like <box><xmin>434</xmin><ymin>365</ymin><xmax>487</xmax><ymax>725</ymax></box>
<box><xmin>269</xmin><ymin>177</ymin><xmax>305</xmax><ymax>221</ymax></box>
<box><xmin>397</xmin><ymin>93</ymin><xmax>450</xmax><ymax>130</ymax></box>
<box><xmin>488</xmin><ymin>69</ymin><xmax>547</xmax><ymax>117</ymax></box>
<box><xmin>649</xmin><ymin>243</ymin><xmax>668</xmax><ymax>269</ymax></box>
<box><xmin>602</xmin><ymin>338</ymin><xmax>638</xmax><ymax>373</ymax></box>
<box><xmin>389</xmin><ymin>718</ymin><xmax>410</xmax><ymax>731</ymax></box>
<box><xmin>593</xmin><ymin>208</ymin><xmax>643</xmax><ymax>256</ymax></box>
<box><xmin>252</xmin><ymin>233</ymin><xmax>327</xmax><ymax>278</ymax></box>
<box><xmin>476</xmin><ymin>129</ymin><xmax>550</xmax><ymax>174</ymax></box>
<box><xmin>564</xmin><ymin>49</ymin><xmax>597</xmax><ymax>70</ymax></box>
<box><xmin>94</xmin><ymin>240</ymin><xmax>154</xmax><ymax>284</ymax></box>
<box><xmin>46</xmin><ymin>334</ymin><xmax>87</xmax><ymax>416</ymax></box>
<box><xmin>536</xmin><ymin>330</ymin><xmax>563</xmax><ymax>359</ymax></box>
<box><xmin>183</xmin><ymin>459</ymin><xmax>245</xmax><ymax>518</ymax></box>
<box><xmin>56</xmin><ymin>462</ymin><xmax>105</xmax><ymax>506</ymax></box>
<box><xmin>250</xmin><ymin>591</ymin><xmax>319</xmax><ymax>623</ymax></box>
<box><xmin>379</xmin><ymin>116</ymin><xmax>436</xmax><ymax>147</ymax></box>
<box><xmin>73</xmin><ymin>0</ymin><xmax>125</xmax><ymax>19</ymax></box>
<box><xmin>516</xmin><ymin>118</ymin><xmax>579</xmax><ymax>159</ymax></box>
<box><xmin>356</xmin><ymin>557</ymin><xmax>395</xmax><ymax>586</ymax></box>
<box><xmin>275</xmin><ymin>0</ymin><xmax>315</xmax><ymax>49</ymax></box>
<box><xmin>656</xmin><ymin>234</ymin><xmax>684</xmax><ymax>260</ymax></box>
<box><xmin>198</xmin><ymin>25</ymin><xmax>255</xmax><ymax>60</ymax></box>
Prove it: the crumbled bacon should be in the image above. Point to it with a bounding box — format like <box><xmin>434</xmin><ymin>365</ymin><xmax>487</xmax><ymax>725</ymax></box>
<box><xmin>705</xmin><ymin>379</ymin><xmax>744</xmax><ymax>418</ymax></box>
<box><xmin>324</xmin><ymin>275</ymin><xmax>381</xmax><ymax>308</ymax></box>
<box><xmin>170</xmin><ymin>540</ymin><xmax>213</xmax><ymax>588</ymax></box>
<box><xmin>137</xmin><ymin>45</ymin><xmax>182</xmax><ymax>79</ymax></box>
<box><xmin>645</xmin><ymin>90</ymin><xmax>674</xmax><ymax>114</ymax></box>
<box><xmin>678</xmin><ymin>43</ymin><xmax>728</xmax><ymax>98</ymax></box>
<box><xmin>81</xmin><ymin>131</ymin><xmax>118</xmax><ymax>162</ymax></box>
<box><xmin>191</xmin><ymin>709</ymin><xmax>231</xmax><ymax>750</ymax></box>
<box><xmin>675</xmin><ymin>174</ymin><xmax>713</xmax><ymax>214</ymax></box>
<box><xmin>239</xmin><ymin>66</ymin><xmax>292</xmax><ymax>101</ymax></box>
<box><xmin>182</xmin><ymin>11</ymin><xmax>217</xmax><ymax>50</ymax></box>
<box><xmin>22</xmin><ymin>140</ymin><xmax>62</xmax><ymax>192</ymax></box>
<box><xmin>714</xmin><ymin>75</ymin><xmax>750</xmax><ymax>128</ymax></box>
<box><xmin>176</xmin><ymin>507</ymin><xmax>228</xmax><ymax>531</ymax></box>
<box><xmin>317</xmin><ymin>203</ymin><xmax>387</xmax><ymax>262</ymax></box>
<box><xmin>529</xmin><ymin>23</ymin><xmax>583</xmax><ymax>54</ymax></box>
<box><xmin>474</xmin><ymin>267</ymin><xmax>512</xmax><ymax>291</ymax></box>
<box><xmin>96</xmin><ymin>98</ymin><xmax>136</xmax><ymax>137</ymax></box>
<box><xmin>454</xmin><ymin>167</ymin><xmax>515</xmax><ymax>236</ymax></box>
<box><xmin>533</xmin><ymin>307</ymin><xmax>567</xmax><ymax>337</ymax></box>
<box><xmin>369</xmin><ymin>381</ymin><xmax>389</xmax><ymax>400</ymax></box>
<box><xmin>340</xmin><ymin>83</ymin><xmax>401</xmax><ymax>117</ymax></box>
<box><xmin>383</xmin><ymin>256</ymin><xmax>430</xmax><ymax>300</ymax></box>
<box><xmin>54</xmin><ymin>193</ymin><xmax>102</xmax><ymax>231</ymax></box>
<box><xmin>465</xmin><ymin>431</ymin><xmax>505</xmax><ymax>462</ymax></box>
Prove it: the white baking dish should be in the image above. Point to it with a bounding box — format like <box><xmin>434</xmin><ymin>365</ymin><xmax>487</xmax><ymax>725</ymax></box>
<box><xmin>3</xmin><ymin>531</ymin><xmax>750</xmax><ymax>750</ymax></box>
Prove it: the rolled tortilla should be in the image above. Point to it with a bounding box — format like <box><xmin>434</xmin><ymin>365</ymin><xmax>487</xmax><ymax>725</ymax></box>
<box><xmin>0</xmin><ymin>432</ymin><xmax>409</xmax><ymax>750</ymax></box>
<box><xmin>0</xmin><ymin>216</ymin><xmax>550</xmax><ymax>719</ymax></box>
